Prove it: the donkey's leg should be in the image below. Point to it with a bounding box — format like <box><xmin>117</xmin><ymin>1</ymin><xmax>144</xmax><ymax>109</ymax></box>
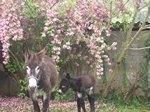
<box><xmin>42</xmin><ymin>92</ymin><xmax>50</xmax><ymax>112</ymax></box>
<box><xmin>77</xmin><ymin>97</ymin><xmax>82</xmax><ymax>112</ymax></box>
<box><xmin>77</xmin><ymin>92</ymin><xmax>86</xmax><ymax>112</ymax></box>
<box><xmin>29</xmin><ymin>91</ymin><xmax>40</xmax><ymax>112</ymax></box>
<box><xmin>80</xmin><ymin>98</ymin><xmax>86</xmax><ymax>112</ymax></box>
<box><xmin>32</xmin><ymin>99</ymin><xmax>41</xmax><ymax>112</ymax></box>
<box><xmin>87</xmin><ymin>94</ymin><xmax>95</xmax><ymax>112</ymax></box>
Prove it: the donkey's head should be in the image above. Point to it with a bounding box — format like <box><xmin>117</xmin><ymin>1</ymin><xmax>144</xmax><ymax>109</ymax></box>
<box><xmin>24</xmin><ymin>48</ymin><xmax>47</xmax><ymax>91</ymax></box>
<box><xmin>58</xmin><ymin>73</ymin><xmax>71</xmax><ymax>93</ymax></box>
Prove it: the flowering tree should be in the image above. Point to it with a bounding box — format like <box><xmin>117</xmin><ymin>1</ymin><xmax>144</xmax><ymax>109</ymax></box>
<box><xmin>42</xmin><ymin>0</ymin><xmax>117</xmax><ymax>78</ymax></box>
<box><xmin>0</xmin><ymin>0</ymin><xmax>149</xmax><ymax>98</ymax></box>
<box><xmin>0</xmin><ymin>0</ymin><xmax>149</xmax><ymax>78</ymax></box>
<box><xmin>0</xmin><ymin>0</ymin><xmax>126</xmax><ymax>78</ymax></box>
<box><xmin>0</xmin><ymin>1</ymin><xmax>23</xmax><ymax>64</ymax></box>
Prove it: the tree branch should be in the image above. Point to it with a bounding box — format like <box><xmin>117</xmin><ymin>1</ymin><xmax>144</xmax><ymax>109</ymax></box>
<box><xmin>117</xmin><ymin>3</ymin><xmax>150</xmax><ymax>63</ymax></box>
<box><xmin>129</xmin><ymin>46</ymin><xmax>150</xmax><ymax>50</ymax></box>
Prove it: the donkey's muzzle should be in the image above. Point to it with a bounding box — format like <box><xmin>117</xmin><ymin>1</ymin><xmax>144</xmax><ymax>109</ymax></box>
<box><xmin>29</xmin><ymin>86</ymin><xmax>36</xmax><ymax>91</ymax></box>
<box><xmin>28</xmin><ymin>76</ymin><xmax>37</xmax><ymax>90</ymax></box>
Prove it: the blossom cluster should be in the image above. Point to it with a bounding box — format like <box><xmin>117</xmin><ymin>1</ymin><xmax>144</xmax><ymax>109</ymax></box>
<box><xmin>0</xmin><ymin>2</ymin><xmax>23</xmax><ymax>64</ymax></box>
<box><xmin>42</xmin><ymin>0</ymin><xmax>117</xmax><ymax>78</ymax></box>
<box><xmin>42</xmin><ymin>0</ymin><xmax>74</xmax><ymax>63</ymax></box>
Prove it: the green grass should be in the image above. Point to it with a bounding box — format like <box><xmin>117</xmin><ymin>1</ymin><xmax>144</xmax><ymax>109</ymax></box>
<box><xmin>102</xmin><ymin>102</ymin><xmax>149</xmax><ymax>112</ymax></box>
<box><xmin>48</xmin><ymin>102</ymin><xmax>150</xmax><ymax>112</ymax></box>
<box><xmin>96</xmin><ymin>94</ymin><xmax>150</xmax><ymax>112</ymax></box>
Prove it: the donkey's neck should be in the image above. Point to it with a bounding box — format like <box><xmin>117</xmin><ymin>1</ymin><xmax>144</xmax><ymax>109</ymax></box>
<box><xmin>37</xmin><ymin>78</ymin><xmax>44</xmax><ymax>89</ymax></box>
<box><xmin>37</xmin><ymin>71</ymin><xmax>48</xmax><ymax>90</ymax></box>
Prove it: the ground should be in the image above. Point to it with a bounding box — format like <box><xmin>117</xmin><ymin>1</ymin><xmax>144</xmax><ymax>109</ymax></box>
<box><xmin>0</xmin><ymin>97</ymin><xmax>149</xmax><ymax>112</ymax></box>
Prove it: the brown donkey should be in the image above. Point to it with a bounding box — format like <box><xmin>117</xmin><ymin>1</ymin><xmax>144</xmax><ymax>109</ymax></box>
<box><xmin>24</xmin><ymin>48</ymin><xmax>58</xmax><ymax>112</ymax></box>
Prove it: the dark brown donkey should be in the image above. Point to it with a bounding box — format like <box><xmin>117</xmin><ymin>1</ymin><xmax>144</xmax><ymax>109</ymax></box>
<box><xmin>24</xmin><ymin>48</ymin><xmax>58</xmax><ymax>112</ymax></box>
<box><xmin>58</xmin><ymin>73</ymin><xmax>95</xmax><ymax>112</ymax></box>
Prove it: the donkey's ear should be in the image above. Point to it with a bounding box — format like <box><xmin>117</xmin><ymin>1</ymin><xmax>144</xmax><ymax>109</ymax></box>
<box><xmin>66</xmin><ymin>73</ymin><xmax>71</xmax><ymax>79</ymax></box>
<box><xmin>24</xmin><ymin>49</ymin><xmax>32</xmax><ymax>64</ymax></box>
<box><xmin>37</xmin><ymin>46</ymin><xmax>48</xmax><ymax>57</ymax></box>
<box><xmin>24</xmin><ymin>52</ymin><xmax>28</xmax><ymax>64</ymax></box>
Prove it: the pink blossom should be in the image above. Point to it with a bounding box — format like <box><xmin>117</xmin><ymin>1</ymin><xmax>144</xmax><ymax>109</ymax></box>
<box><xmin>0</xmin><ymin>2</ymin><xmax>23</xmax><ymax>64</ymax></box>
<box><xmin>42</xmin><ymin>0</ymin><xmax>117</xmax><ymax>78</ymax></box>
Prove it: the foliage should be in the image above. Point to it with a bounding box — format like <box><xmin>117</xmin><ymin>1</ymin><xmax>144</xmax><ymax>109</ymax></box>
<box><xmin>18</xmin><ymin>78</ymin><xmax>28</xmax><ymax>98</ymax></box>
<box><xmin>111</xmin><ymin>1</ymin><xmax>134</xmax><ymax>30</ymax></box>
<box><xmin>103</xmin><ymin>0</ymin><xmax>150</xmax><ymax>97</ymax></box>
<box><xmin>111</xmin><ymin>0</ymin><xmax>150</xmax><ymax>31</ymax></box>
<box><xmin>5</xmin><ymin>61</ymin><xmax>19</xmax><ymax>74</ymax></box>
<box><xmin>54</xmin><ymin>89</ymin><xmax>75</xmax><ymax>101</ymax></box>
<box><xmin>111</xmin><ymin>13</ymin><xmax>134</xmax><ymax>30</ymax></box>
<box><xmin>1</xmin><ymin>0</ymin><xmax>147</xmax><ymax>78</ymax></box>
<box><xmin>5</xmin><ymin>46</ymin><xmax>24</xmax><ymax>73</ymax></box>
<box><xmin>23</xmin><ymin>0</ymin><xmax>40</xmax><ymax>19</ymax></box>
<box><xmin>0</xmin><ymin>0</ymin><xmax>150</xmax><ymax>100</ymax></box>
<box><xmin>42</xmin><ymin>0</ymin><xmax>117</xmax><ymax>78</ymax></box>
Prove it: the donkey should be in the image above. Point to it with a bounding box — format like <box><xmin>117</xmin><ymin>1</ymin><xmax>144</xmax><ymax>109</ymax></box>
<box><xmin>24</xmin><ymin>48</ymin><xmax>58</xmax><ymax>112</ymax></box>
<box><xmin>58</xmin><ymin>73</ymin><xmax>95</xmax><ymax>112</ymax></box>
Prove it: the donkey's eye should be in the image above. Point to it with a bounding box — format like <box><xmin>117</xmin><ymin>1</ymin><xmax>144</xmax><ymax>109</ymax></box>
<box><xmin>35</xmin><ymin>66</ymin><xmax>40</xmax><ymax>74</ymax></box>
<box><xmin>26</xmin><ymin>66</ymin><xmax>31</xmax><ymax>75</ymax></box>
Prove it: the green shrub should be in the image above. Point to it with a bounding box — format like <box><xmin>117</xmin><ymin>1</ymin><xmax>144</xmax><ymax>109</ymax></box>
<box><xmin>54</xmin><ymin>89</ymin><xmax>75</xmax><ymax>101</ymax></box>
<box><xmin>18</xmin><ymin>78</ymin><xmax>28</xmax><ymax>98</ymax></box>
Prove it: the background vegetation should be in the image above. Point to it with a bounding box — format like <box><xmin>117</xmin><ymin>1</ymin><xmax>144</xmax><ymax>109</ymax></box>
<box><xmin>0</xmin><ymin>0</ymin><xmax>150</xmax><ymax>111</ymax></box>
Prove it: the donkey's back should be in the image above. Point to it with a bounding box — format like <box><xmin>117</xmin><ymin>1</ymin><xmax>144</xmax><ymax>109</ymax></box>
<box><xmin>75</xmin><ymin>75</ymin><xmax>95</xmax><ymax>89</ymax></box>
<box><xmin>41</xmin><ymin>56</ymin><xmax>58</xmax><ymax>88</ymax></box>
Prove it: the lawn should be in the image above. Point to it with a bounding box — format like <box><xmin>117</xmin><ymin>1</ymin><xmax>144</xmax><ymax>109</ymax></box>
<box><xmin>0</xmin><ymin>97</ymin><xmax>149</xmax><ymax>112</ymax></box>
